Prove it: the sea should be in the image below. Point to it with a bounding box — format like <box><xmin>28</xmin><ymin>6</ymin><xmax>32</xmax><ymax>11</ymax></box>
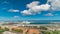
<box><xmin>0</xmin><ymin>20</ymin><xmax>60</xmax><ymax>24</ymax></box>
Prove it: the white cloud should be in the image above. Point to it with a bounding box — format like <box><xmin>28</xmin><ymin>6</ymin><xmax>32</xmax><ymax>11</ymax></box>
<box><xmin>44</xmin><ymin>13</ymin><xmax>53</xmax><ymax>16</ymax></box>
<box><xmin>1</xmin><ymin>1</ymin><xmax>9</xmax><ymax>4</ymax></box>
<box><xmin>47</xmin><ymin>0</ymin><xmax>53</xmax><ymax>3</ymax></box>
<box><xmin>14</xmin><ymin>16</ymin><xmax>19</xmax><ymax>18</ymax></box>
<box><xmin>3</xmin><ymin>1</ymin><xmax>8</xmax><ymax>4</ymax></box>
<box><xmin>21</xmin><ymin>0</ymin><xmax>60</xmax><ymax>16</ymax></box>
<box><xmin>21</xmin><ymin>1</ymin><xmax>51</xmax><ymax>15</ymax></box>
<box><xmin>21</xmin><ymin>10</ymin><xmax>32</xmax><ymax>15</ymax></box>
<box><xmin>47</xmin><ymin>0</ymin><xmax>60</xmax><ymax>10</ymax></box>
<box><xmin>22</xmin><ymin>21</ymin><xmax>31</xmax><ymax>24</ymax></box>
<box><xmin>8</xmin><ymin>9</ymin><xmax>19</xmax><ymax>12</ymax></box>
<box><xmin>31</xmin><ymin>4</ymin><xmax>50</xmax><ymax>11</ymax></box>
<box><xmin>27</xmin><ymin>1</ymin><xmax>40</xmax><ymax>8</ymax></box>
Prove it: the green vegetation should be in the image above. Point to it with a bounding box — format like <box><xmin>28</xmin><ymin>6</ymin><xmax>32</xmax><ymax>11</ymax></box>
<box><xmin>42</xmin><ymin>31</ymin><xmax>53</xmax><ymax>34</ymax></box>
<box><xmin>40</xmin><ymin>26</ymin><xmax>48</xmax><ymax>30</ymax></box>
<box><xmin>42</xmin><ymin>30</ymin><xmax>60</xmax><ymax>34</ymax></box>
<box><xmin>33</xmin><ymin>33</ymin><xmax>36</xmax><ymax>34</ymax></box>
<box><xmin>40</xmin><ymin>26</ymin><xmax>60</xmax><ymax>34</ymax></box>
<box><xmin>0</xmin><ymin>28</ymin><xmax>5</xmax><ymax>34</ymax></box>
<box><xmin>12</xmin><ymin>29</ymin><xmax>23</xmax><ymax>33</ymax></box>
<box><xmin>52</xmin><ymin>30</ymin><xmax>60</xmax><ymax>34</ymax></box>
<box><xmin>0</xmin><ymin>26</ymin><xmax>60</xmax><ymax>34</ymax></box>
<box><xmin>4</xmin><ymin>27</ymin><xmax>9</xmax><ymax>31</ymax></box>
<box><xmin>15</xmin><ymin>29</ymin><xmax>23</xmax><ymax>33</ymax></box>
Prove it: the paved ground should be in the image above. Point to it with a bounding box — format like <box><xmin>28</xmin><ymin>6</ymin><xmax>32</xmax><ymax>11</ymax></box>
<box><xmin>3</xmin><ymin>31</ymin><xmax>17</xmax><ymax>34</ymax></box>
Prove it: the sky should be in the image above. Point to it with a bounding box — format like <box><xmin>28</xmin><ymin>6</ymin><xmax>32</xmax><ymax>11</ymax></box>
<box><xmin>0</xmin><ymin>0</ymin><xmax>60</xmax><ymax>22</ymax></box>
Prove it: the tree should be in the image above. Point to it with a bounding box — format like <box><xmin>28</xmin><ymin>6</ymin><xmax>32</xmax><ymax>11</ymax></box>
<box><xmin>4</xmin><ymin>27</ymin><xmax>9</xmax><ymax>31</ymax></box>
<box><xmin>0</xmin><ymin>29</ymin><xmax>5</xmax><ymax>34</ymax></box>
<box><xmin>53</xmin><ymin>30</ymin><xmax>60</xmax><ymax>34</ymax></box>
<box><xmin>43</xmin><ymin>31</ymin><xmax>53</xmax><ymax>34</ymax></box>
<box><xmin>14</xmin><ymin>29</ymin><xmax>23</xmax><ymax>33</ymax></box>
<box><xmin>40</xmin><ymin>26</ymin><xmax>48</xmax><ymax>30</ymax></box>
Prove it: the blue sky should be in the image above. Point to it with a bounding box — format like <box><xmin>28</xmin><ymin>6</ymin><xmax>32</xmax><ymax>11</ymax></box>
<box><xmin>0</xmin><ymin>0</ymin><xmax>60</xmax><ymax>21</ymax></box>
